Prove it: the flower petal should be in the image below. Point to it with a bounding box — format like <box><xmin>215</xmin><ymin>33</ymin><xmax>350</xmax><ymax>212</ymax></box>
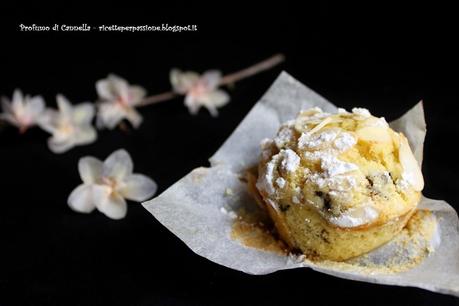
<box><xmin>108</xmin><ymin>74</ymin><xmax>130</xmax><ymax>102</ymax></box>
<box><xmin>103</xmin><ymin>149</ymin><xmax>133</xmax><ymax>180</ymax></box>
<box><xmin>128</xmin><ymin>86</ymin><xmax>147</xmax><ymax>106</ymax></box>
<box><xmin>48</xmin><ymin>136</ymin><xmax>74</xmax><ymax>154</ymax></box>
<box><xmin>11</xmin><ymin>89</ymin><xmax>24</xmax><ymax>111</ymax></box>
<box><xmin>170</xmin><ymin>69</ymin><xmax>200</xmax><ymax>94</ymax></box>
<box><xmin>68</xmin><ymin>184</ymin><xmax>96</xmax><ymax>213</ymax></box>
<box><xmin>200</xmin><ymin>89</ymin><xmax>230</xmax><ymax>117</ymax></box>
<box><xmin>96</xmin><ymin>103</ymin><xmax>125</xmax><ymax>130</ymax></box>
<box><xmin>204</xmin><ymin>89</ymin><xmax>230</xmax><ymax>107</ymax></box>
<box><xmin>56</xmin><ymin>94</ymin><xmax>74</xmax><ymax>119</ymax></box>
<box><xmin>124</xmin><ymin>108</ymin><xmax>143</xmax><ymax>128</ymax></box>
<box><xmin>37</xmin><ymin>109</ymin><xmax>59</xmax><ymax>134</ymax></box>
<box><xmin>93</xmin><ymin>185</ymin><xmax>127</xmax><ymax>220</ymax></box>
<box><xmin>73</xmin><ymin>103</ymin><xmax>95</xmax><ymax>124</ymax></box>
<box><xmin>74</xmin><ymin>126</ymin><xmax>97</xmax><ymax>145</ymax></box>
<box><xmin>184</xmin><ymin>95</ymin><xmax>200</xmax><ymax>115</ymax></box>
<box><xmin>0</xmin><ymin>113</ymin><xmax>17</xmax><ymax>126</ymax></box>
<box><xmin>79</xmin><ymin>156</ymin><xmax>103</xmax><ymax>184</ymax></box>
<box><xmin>119</xmin><ymin>174</ymin><xmax>157</xmax><ymax>202</ymax></box>
<box><xmin>96</xmin><ymin>74</ymin><xmax>129</xmax><ymax>102</ymax></box>
<box><xmin>27</xmin><ymin>96</ymin><xmax>46</xmax><ymax>120</ymax></box>
<box><xmin>201</xmin><ymin>70</ymin><xmax>222</xmax><ymax>90</ymax></box>
<box><xmin>96</xmin><ymin>80</ymin><xmax>114</xmax><ymax>101</ymax></box>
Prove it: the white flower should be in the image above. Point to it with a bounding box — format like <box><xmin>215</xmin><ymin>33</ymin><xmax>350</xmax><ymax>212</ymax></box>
<box><xmin>170</xmin><ymin>69</ymin><xmax>230</xmax><ymax>116</ymax></box>
<box><xmin>39</xmin><ymin>94</ymin><xmax>97</xmax><ymax>154</ymax></box>
<box><xmin>0</xmin><ymin>89</ymin><xmax>45</xmax><ymax>132</ymax></box>
<box><xmin>96</xmin><ymin>74</ymin><xmax>147</xmax><ymax>129</ymax></box>
<box><xmin>68</xmin><ymin>149</ymin><xmax>157</xmax><ymax>220</ymax></box>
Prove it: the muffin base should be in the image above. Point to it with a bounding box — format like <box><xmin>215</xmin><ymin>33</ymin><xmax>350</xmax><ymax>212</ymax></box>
<box><xmin>264</xmin><ymin>197</ymin><xmax>417</xmax><ymax>261</ymax></box>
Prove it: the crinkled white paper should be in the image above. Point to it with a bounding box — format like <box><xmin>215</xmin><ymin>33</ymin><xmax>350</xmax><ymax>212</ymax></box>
<box><xmin>143</xmin><ymin>72</ymin><xmax>459</xmax><ymax>296</ymax></box>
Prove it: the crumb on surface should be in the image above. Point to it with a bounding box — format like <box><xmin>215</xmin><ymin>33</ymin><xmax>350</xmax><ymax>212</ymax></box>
<box><xmin>224</xmin><ymin>187</ymin><xmax>234</xmax><ymax>196</ymax></box>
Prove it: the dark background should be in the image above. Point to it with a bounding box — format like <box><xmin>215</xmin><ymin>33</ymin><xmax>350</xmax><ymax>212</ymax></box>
<box><xmin>1</xmin><ymin>3</ymin><xmax>458</xmax><ymax>306</ymax></box>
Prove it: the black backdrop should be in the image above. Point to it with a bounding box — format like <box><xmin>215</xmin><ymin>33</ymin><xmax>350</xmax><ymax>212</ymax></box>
<box><xmin>1</xmin><ymin>3</ymin><xmax>459</xmax><ymax>306</ymax></box>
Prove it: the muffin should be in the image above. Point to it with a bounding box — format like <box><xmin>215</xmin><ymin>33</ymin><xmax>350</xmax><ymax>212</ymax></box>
<box><xmin>255</xmin><ymin>107</ymin><xmax>424</xmax><ymax>261</ymax></box>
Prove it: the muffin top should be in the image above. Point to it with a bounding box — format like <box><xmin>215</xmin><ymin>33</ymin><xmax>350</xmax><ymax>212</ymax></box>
<box><xmin>256</xmin><ymin>107</ymin><xmax>423</xmax><ymax>228</ymax></box>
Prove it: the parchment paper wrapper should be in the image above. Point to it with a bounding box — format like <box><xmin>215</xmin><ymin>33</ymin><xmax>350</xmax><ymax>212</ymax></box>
<box><xmin>143</xmin><ymin>72</ymin><xmax>459</xmax><ymax>296</ymax></box>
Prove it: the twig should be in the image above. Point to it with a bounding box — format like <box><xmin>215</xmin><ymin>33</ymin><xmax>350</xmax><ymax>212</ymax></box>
<box><xmin>220</xmin><ymin>53</ymin><xmax>285</xmax><ymax>86</ymax></box>
<box><xmin>139</xmin><ymin>53</ymin><xmax>285</xmax><ymax>107</ymax></box>
<box><xmin>139</xmin><ymin>91</ymin><xmax>177</xmax><ymax>107</ymax></box>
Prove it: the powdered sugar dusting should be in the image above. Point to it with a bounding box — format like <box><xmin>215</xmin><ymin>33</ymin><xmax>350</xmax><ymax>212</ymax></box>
<box><xmin>280</xmin><ymin>149</ymin><xmax>300</xmax><ymax>173</ymax></box>
<box><xmin>260</xmin><ymin>138</ymin><xmax>275</xmax><ymax>160</ymax></box>
<box><xmin>333</xmin><ymin>132</ymin><xmax>356</xmax><ymax>151</ymax></box>
<box><xmin>307</xmin><ymin>172</ymin><xmax>357</xmax><ymax>203</ymax></box>
<box><xmin>256</xmin><ymin>149</ymin><xmax>300</xmax><ymax>196</ymax></box>
<box><xmin>274</xmin><ymin>126</ymin><xmax>294</xmax><ymax>149</ymax></box>
<box><xmin>320</xmin><ymin>153</ymin><xmax>358</xmax><ymax>176</ymax></box>
<box><xmin>365</xmin><ymin>117</ymin><xmax>389</xmax><ymax>128</ymax></box>
<box><xmin>298</xmin><ymin>129</ymin><xmax>339</xmax><ymax>150</ymax></box>
<box><xmin>352</xmin><ymin>107</ymin><xmax>371</xmax><ymax>116</ymax></box>
<box><xmin>256</xmin><ymin>155</ymin><xmax>278</xmax><ymax>195</ymax></box>
<box><xmin>328</xmin><ymin>205</ymin><xmax>379</xmax><ymax>227</ymax></box>
<box><xmin>276</xmin><ymin>177</ymin><xmax>286</xmax><ymax>188</ymax></box>
<box><xmin>257</xmin><ymin>106</ymin><xmax>396</xmax><ymax>228</ymax></box>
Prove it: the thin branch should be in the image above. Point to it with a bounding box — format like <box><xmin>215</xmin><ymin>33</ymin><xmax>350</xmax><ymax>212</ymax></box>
<box><xmin>220</xmin><ymin>53</ymin><xmax>285</xmax><ymax>86</ymax></box>
<box><xmin>139</xmin><ymin>91</ymin><xmax>177</xmax><ymax>107</ymax></box>
<box><xmin>138</xmin><ymin>53</ymin><xmax>285</xmax><ymax>107</ymax></box>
